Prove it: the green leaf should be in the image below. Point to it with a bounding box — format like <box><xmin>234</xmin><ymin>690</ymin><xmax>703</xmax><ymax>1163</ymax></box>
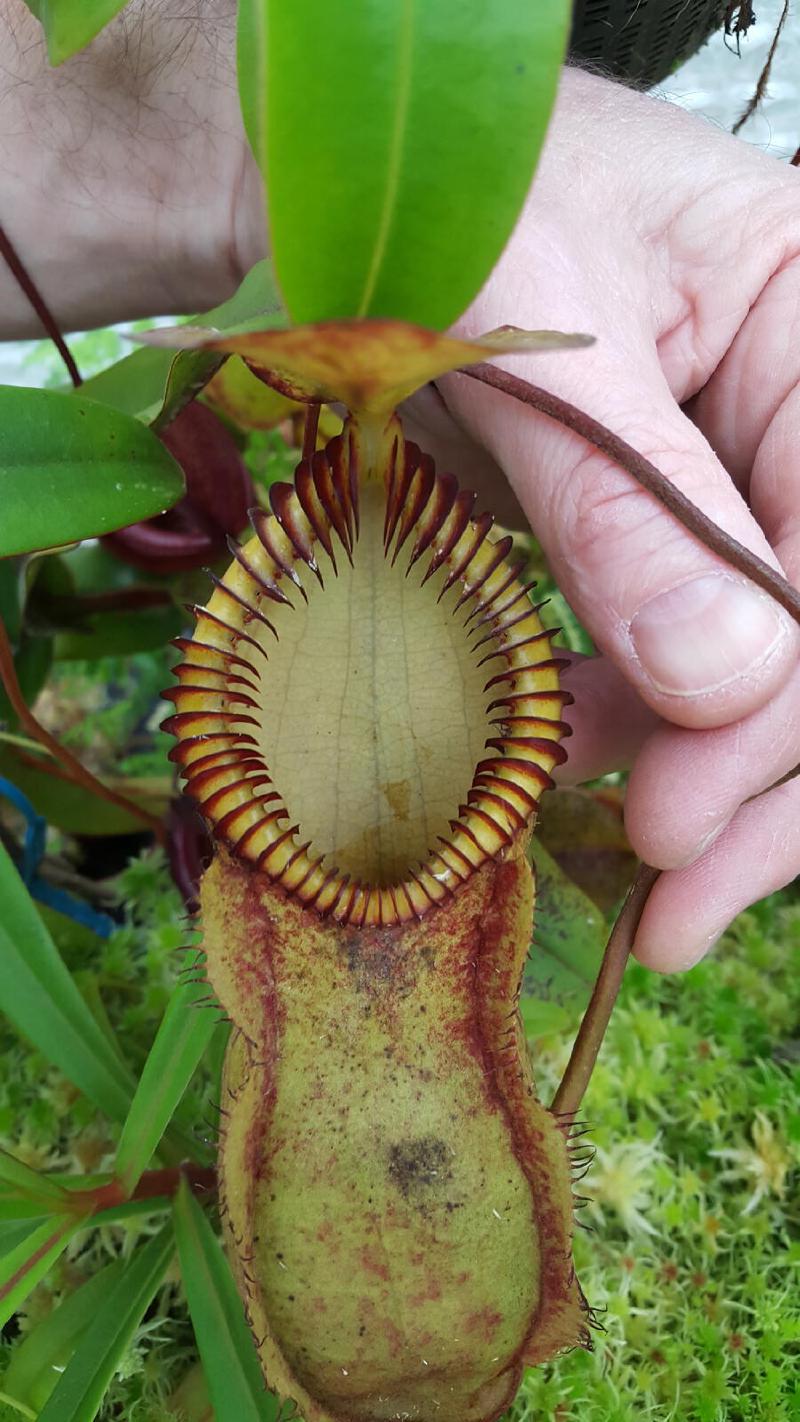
<box><xmin>0</xmin><ymin>1219</ymin><xmax>47</xmax><ymax>1255</ymax></box>
<box><xmin>523</xmin><ymin>839</ymin><xmax>607</xmax><ymax>1036</ymax></box>
<box><xmin>194</xmin><ymin>260</ymin><xmax>286</xmax><ymax>339</ymax></box>
<box><xmin>4</xmin><ymin>1263</ymin><xmax>123</xmax><ymax>1412</ymax></box>
<box><xmin>149</xmin><ymin>352</ymin><xmax>224</xmax><ymax>434</ymax></box>
<box><xmin>79</xmin><ymin>345</ymin><xmax>215</xmax><ymax>428</ymax></box>
<box><xmin>0</xmin><ymin>842</ymin><xmax>135</xmax><ymax>1121</ymax></box>
<box><xmin>115</xmin><ymin>961</ymin><xmax>218</xmax><ymax>1196</ymax></box>
<box><xmin>0</xmin><ymin>388</ymin><xmax>184</xmax><ymax>557</ymax></box>
<box><xmin>244</xmin><ymin>1</ymin><xmax>570</xmax><ymax>326</ymax></box>
<box><xmin>0</xmin><ymin>558</ymin><xmax>25</xmax><ymax>643</ymax></box>
<box><xmin>0</xmin><ymin>560</ymin><xmax>52</xmax><ymax>726</ymax></box>
<box><xmin>0</xmin><ymin>745</ymin><xmax>162</xmax><ymax>838</ymax></box>
<box><xmin>80</xmin><ymin>262</ymin><xmax>284</xmax><ymax>425</ymax></box>
<box><xmin>53</xmin><ymin>605</ymin><xmax>183</xmax><ymax>661</ymax></box>
<box><xmin>0</xmin><ymin>1214</ymin><xmax>89</xmax><ymax>1332</ymax></box>
<box><xmin>0</xmin><ymin>1148</ymin><xmax>69</xmax><ymax>1210</ymax></box>
<box><xmin>25</xmin><ymin>1</ymin><xmax>132</xmax><ymax>65</ymax></box>
<box><xmin>0</xmin><ymin>634</ymin><xmax>53</xmax><ymax>729</ymax></box>
<box><xmin>36</xmin><ymin>1221</ymin><xmax>174</xmax><ymax>1422</ymax></box>
<box><xmin>174</xmin><ymin>1183</ymin><xmax>278</xmax><ymax>1422</ymax></box>
<box><xmin>78</xmin><ymin>347</ymin><xmax>176</xmax><ymax>423</ymax></box>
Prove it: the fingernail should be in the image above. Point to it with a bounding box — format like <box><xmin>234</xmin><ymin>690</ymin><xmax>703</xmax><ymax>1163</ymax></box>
<box><xmin>630</xmin><ymin>574</ymin><xmax>788</xmax><ymax>696</ymax></box>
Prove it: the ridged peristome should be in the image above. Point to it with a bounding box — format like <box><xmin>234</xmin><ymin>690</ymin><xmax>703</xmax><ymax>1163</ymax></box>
<box><xmin>165</xmin><ymin>415</ymin><xmax>568</xmax><ymax>927</ymax></box>
<box><xmin>165</xmin><ymin>407</ymin><xmax>591</xmax><ymax>1422</ymax></box>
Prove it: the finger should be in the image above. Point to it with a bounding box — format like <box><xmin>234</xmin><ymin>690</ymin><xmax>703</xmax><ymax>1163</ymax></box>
<box><xmin>688</xmin><ymin>256</ymin><xmax>800</xmax><ymax>494</ymax></box>
<box><xmin>749</xmin><ymin>387</ymin><xmax>800</xmax><ymax>586</ymax></box>
<box><xmin>442</xmin><ymin>331</ymin><xmax>799</xmax><ymax>732</ymax></box>
<box><xmin>625</xmin><ymin>659</ymin><xmax>800</xmax><ymax>869</ymax></box>
<box><xmin>556</xmin><ymin>654</ymin><xmax>660</xmax><ymax>785</ymax></box>
<box><xmin>625</xmin><ymin>396</ymin><xmax>800</xmax><ymax>869</ymax></box>
<box><xmin>633</xmin><ymin>775</ymin><xmax>800</xmax><ymax>972</ymax></box>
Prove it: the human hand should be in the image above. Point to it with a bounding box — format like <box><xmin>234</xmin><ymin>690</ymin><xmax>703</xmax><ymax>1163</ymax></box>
<box><xmin>0</xmin><ymin>0</ymin><xmax>263</xmax><ymax>335</ymax></box>
<box><xmin>418</xmin><ymin>67</ymin><xmax>800</xmax><ymax>971</ymax></box>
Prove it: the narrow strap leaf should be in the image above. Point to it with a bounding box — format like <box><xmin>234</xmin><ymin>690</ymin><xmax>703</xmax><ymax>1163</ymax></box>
<box><xmin>115</xmin><ymin>964</ymin><xmax>218</xmax><ymax>1196</ymax></box>
<box><xmin>174</xmin><ymin>1182</ymin><xmax>280</xmax><ymax>1422</ymax></box>
<box><xmin>4</xmin><ymin>1262</ymin><xmax>123</xmax><ymax>1411</ymax></box>
<box><xmin>0</xmin><ymin>1214</ymin><xmax>89</xmax><ymax>1332</ymax></box>
<box><xmin>37</xmin><ymin>1221</ymin><xmax>175</xmax><ymax>1422</ymax></box>
<box><xmin>0</xmin><ymin>1146</ymin><xmax>70</xmax><ymax>1206</ymax></box>
<box><xmin>0</xmin><ymin>844</ymin><xmax>136</xmax><ymax>1121</ymax></box>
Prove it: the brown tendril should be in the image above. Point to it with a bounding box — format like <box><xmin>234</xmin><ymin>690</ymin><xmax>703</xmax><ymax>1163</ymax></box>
<box><xmin>0</xmin><ymin>222</ymin><xmax>82</xmax><ymax>388</ymax></box>
<box><xmin>552</xmin><ymin>864</ymin><xmax>660</xmax><ymax>1118</ymax></box>
<box><xmin>462</xmin><ymin>363</ymin><xmax>800</xmax><ymax>629</ymax></box>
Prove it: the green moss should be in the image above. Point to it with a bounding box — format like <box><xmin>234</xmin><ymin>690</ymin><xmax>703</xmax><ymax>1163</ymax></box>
<box><xmin>513</xmin><ymin>891</ymin><xmax>800</xmax><ymax>1422</ymax></box>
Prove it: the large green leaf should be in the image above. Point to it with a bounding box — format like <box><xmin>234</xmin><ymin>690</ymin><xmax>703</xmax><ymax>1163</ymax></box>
<box><xmin>115</xmin><ymin>960</ymin><xmax>218</xmax><ymax>1196</ymax></box>
<box><xmin>0</xmin><ymin>388</ymin><xmax>184</xmax><ymax>557</ymax></box>
<box><xmin>36</xmin><ymin>1222</ymin><xmax>174</xmax><ymax>1422</ymax></box>
<box><xmin>242</xmin><ymin>1</ymin><xmax>570</xmax><ymax>326</ymax></box>
<box><xmin>174</xmin><ymin>1183</ymin><xmax>279</xmax><ymax>1422</ymax></box>
<box><xmin>24</xmin><ymin>2</ymin><xmax>132</xmax><ymax>65</ymax></box>
<box><xmin>0</xmin><ymin>843</ymin><xmax>135</xmax><ymax>1121</ymax></box>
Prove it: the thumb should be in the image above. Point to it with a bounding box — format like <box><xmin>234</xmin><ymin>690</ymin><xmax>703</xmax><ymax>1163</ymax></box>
<box><xmin>441</xmin><ymin>341</ymin><xmax>799</xmax><ymax>732</ymax></box>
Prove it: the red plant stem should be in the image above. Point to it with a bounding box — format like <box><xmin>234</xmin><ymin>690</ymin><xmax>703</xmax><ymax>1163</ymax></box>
<box><xmin>0</xmin><ymin>222</ymin><xmax>82</xmax><ymax>388</ymax></box>
<box><xmin>552</xmin><ymin>864</ymin><xmax>661</xmax><ymax>1118</ymax></box>
<box><xmin>0</xmin><ymin>615</ymin><xmax>166</xmax><ymax>843</ymax></box>
<box><xmin>463</xmin><ymin>363</ymin><xmax>800</xmax><ymax>630</ymax></box>
<box><xmin>69</xmin><ymin>1162</ymin><xmax>217</xmax><ymax>1215</ymax></box>
<box><xmin>302</xmin><ymin>403</ymin><xmax>321</xmax><ymax>463</ymax></box>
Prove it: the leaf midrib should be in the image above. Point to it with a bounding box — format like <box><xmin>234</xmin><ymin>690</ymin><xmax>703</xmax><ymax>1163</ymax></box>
<box><xmin>355</xmin><ymin>0</ymin><xmax>415</xmax><ymax>317</ymax></box>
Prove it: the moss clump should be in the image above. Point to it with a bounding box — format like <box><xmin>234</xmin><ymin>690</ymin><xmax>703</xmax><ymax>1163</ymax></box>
<box><xmin>513</xmin><ymin>890</ymin><xmax>800</xmax><ymax>1422</ymax></box>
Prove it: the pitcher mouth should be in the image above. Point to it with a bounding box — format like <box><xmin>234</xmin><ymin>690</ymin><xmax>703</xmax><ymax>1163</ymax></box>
<box><xmin>164</xmin><ymin>415</ymin><xmax>569</xmax><ymax>927</ymax></box>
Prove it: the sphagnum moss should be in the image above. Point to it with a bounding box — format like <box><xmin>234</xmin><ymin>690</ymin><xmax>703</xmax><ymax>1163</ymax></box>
<box><xmin>511</xmin><ymin>891</ymin><xmax>800</xmax><ymax>1422</ymax></box>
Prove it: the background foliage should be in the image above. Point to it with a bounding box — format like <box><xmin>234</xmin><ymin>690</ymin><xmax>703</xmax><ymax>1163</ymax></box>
<box><xmin>1</xmin><ymin>3</ymin><xmax>798</xmax><ymax>1420</ymax></box>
